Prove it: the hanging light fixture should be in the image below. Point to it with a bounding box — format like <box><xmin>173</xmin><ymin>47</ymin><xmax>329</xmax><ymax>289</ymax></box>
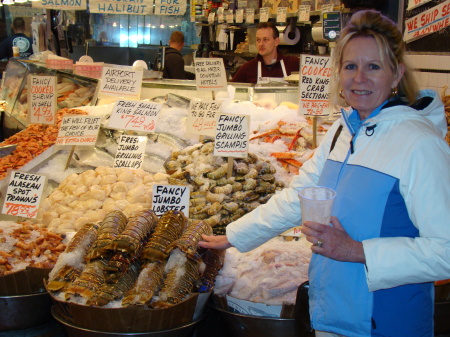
<box><xmin>28</xmin><ymin>0</ymin><xmax>40</xmax><ymax>2</ymax></box>
<box><xmin>2</xmin><ymin>0</ymin><xmax>15</xmax><ymax>5</ymax></box>
<box><xmin>15</xmin><ymin>0</ymin><xmax>27</xmax><ymax>3</ymax></box>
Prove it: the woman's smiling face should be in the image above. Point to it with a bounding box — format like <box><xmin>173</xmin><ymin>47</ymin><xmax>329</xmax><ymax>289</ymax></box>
<box><xmin>340</xmin><ymin>36</ymin><xmax>404</xmax><ymax>119</ymax></box>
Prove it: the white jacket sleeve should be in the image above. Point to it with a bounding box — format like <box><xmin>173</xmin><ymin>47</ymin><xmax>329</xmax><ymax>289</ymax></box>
<box><xmin>364</xmin><ymin>133</ymin><xmax>450</xmax><ymax>291</ymax></box>
<box><xmin>226</xmin><ymin>120</ymin><xmax>343</xmax><ymax>253</ymax></box>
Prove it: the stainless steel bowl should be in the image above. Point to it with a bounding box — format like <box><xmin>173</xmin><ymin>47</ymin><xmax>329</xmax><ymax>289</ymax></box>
<box><xmin>51</xmin><ymin>306</ymin><xmax>205</xmax><ymax>337</ymax></box>
<box><xmin>213</xmin><ymin>305</ymin><xmax>297</xmax><ymax>337</ymax></box>
<box><xmin>0</xmin><ymin>292</ymin><xmax>53</xmax><ymax>330</ymax></box>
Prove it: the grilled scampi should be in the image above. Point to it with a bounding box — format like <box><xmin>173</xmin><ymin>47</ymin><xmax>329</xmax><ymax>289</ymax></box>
<box><xmin>85</xmin><ymin>211</ymin><xmax>128</xmax><ymax>262</ymax></box>
<box><xmin>142</xmin><ymin>210</ymin><xmax>188</xmax><ymax>262</ymax></box>
<box><xmin>47</xmin><ymin>222</ymin><xmax>100</xmax><ymax>291</ymax></box>
<box><xmin>151</xmin><ymin>249</ymin><xmax>201</xmax><ymax>309</ymax></box>
<box><xmin>166</xmin><ymin>220</ymin><xmax>212</xmax><ymax>262</ymax></box>
<box><xmin>104</xmin><ymin>209</ymin><xmax>158</xmax><ymax>282</ymax></box>
<box><xmin>87</xmin><ymin>261</ymin><xmax>141</xmax><ymax>306</ymax></box>
<box><xmin>121</xmin><ymin>261</ymin><xmax>166</xmax><ymax>306</ymax></box>
<box><xmin>65</xmin><ymin>259</ymin><xmax>109</xmax><ymax>300</ymax></box>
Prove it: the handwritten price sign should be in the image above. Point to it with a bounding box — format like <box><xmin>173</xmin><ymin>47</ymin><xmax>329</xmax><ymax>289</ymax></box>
<box><xmin>2</xmin><ymin>171</ymin><xmax>46</xmax><ymax>219</ymax></box>
<box><xmin>56</xmin><ymin>115</ymin><xmax>102</xmax><ymax>146</ymax></box>
<box><xmin>186</xmin><ymin>100</ymin><xmax>222</xmax><ymax>137</ymax></box>
<box><xmin>108</xmin><ymin>99</ymin><xmax>162</xmax><ymax>133</ymax></box>
<box><xmin>213</xmin><ymin>113</ymin><xmax>250</xmax><ymax>158</ymax></box>
<box><xmin>27</xmin><ymin>75</ymin><xmax>56</xmax><ymax>125</ymax></box>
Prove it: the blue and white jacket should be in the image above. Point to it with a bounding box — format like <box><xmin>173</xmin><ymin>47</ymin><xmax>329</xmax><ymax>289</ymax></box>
<box><xmin>226</xmin><ymin>89</ymin><xmax>450</xmax><ymax>337</ymax></box>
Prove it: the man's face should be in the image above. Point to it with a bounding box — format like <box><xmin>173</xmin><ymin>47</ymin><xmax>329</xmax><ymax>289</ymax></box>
<box><xmin>256</xmin><ymin>28</ymin><xmax>279</xmax><ymax>58</ymax></box>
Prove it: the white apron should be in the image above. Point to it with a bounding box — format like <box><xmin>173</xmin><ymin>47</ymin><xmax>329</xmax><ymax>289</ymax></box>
<box><xmin>257</xmin><ymin>59</ymin><xmax>288</xmax><ymax>84</ymax></box>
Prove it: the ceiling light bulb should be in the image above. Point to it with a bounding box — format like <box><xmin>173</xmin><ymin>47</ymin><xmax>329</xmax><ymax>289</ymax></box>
<box><xmin>2</xmin><ymin>0</ymin><xmax>15</xmax><ymax>5</ymax></box>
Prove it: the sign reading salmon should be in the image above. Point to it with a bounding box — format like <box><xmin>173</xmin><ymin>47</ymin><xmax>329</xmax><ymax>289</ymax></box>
<box><xmin>299</xmin><ymin>55</ymin><xmax>332</xmax><ymax>115</ymax></box>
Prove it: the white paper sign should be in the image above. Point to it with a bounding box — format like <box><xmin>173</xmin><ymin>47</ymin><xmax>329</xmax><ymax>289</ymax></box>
<box><xmin>152</xmin><ymin>185</ymin><xmax>190</xmax><ymax>217</ymax></box>
<box><xmin>154</xmin><ymin>0</ymin><xmax>186</xmax><ymax>15</ymax></box>
<box><xmin>226</xmin><ymin>10</ymin><xmax>234</xmax><ymax>23</ymax></box>
<box><xmin>406</xmin><ymin>0</ymin><xmax>433</xmax><ymax>11</ymax></box>
<box><xmin>259</xmin><ymin>7</ymin><xmax>269</xmax><ymax>22</ymax></box>
<box><xmin>55</xmin><ymin>115</ymin><xmax>102</xmax><ymax>146</ymax></box>
<box><xmin>194</xmin><ymin>58</ymin><xmax>228</xmax><ymax>91</ymax></box>
<box><xmin>236</xmin><ymin>9</ymin><xmax>244</xmax><ymax>23</ymax></box>
<box><xmin>299</xmin><ymin>55</ymin><xmax>332</xmax><ymax>116</ymax></box>
<box><xmin>218</xmin><ymin>7</ymin><xmax>225</xmax><ymax>23</ymax></box>
<box><xmin>208</xmin><ymin>12</ymin><xmax>216</xmax><ymax>24</ymax></box>
<box><xmin>214</xmin><ymin>113</ymin><xmax>250</xmax><ymax>158</ymax></box>
<box><xmin>298</xmin><ymin>5</ymin><xmax>311</xmax><ymax>22</ymax></box>
<box><xmin>186</xmin><ymin>100</ymin><xmax>222</xmax><ymax>137</ymax></box>
<box><xmin>321</xmin><ymin>4</ymin><xmax>334</xmax><ymax>12</ymax></box>
<box><xmin>2</xmin><ymin>171</ymin><xmax>46</xmax><ymax>218</ymax></box>
<box><xmin>277</xmin><ymin>7</ymin><xmax>287</xmax><ymax>23</ymax></box>
<box><xmin>108</xmin><ymin>99</ymin><xmax>161</xmax><ymax>133</ymax></box>
<box><xmin>99</xmin><ymin>67</ymin><xmax>143</xmax><ymax>98</ymax></box>
<box><xmin>27</xmin><ymin>75</ymin><xmax>56</xmax><ymax>125</ymax></box>
<box><xmin>89</xmin><ymin>0</ymin><xmax>152</xmax><ymax>14</ymax></box>
<box><xmin>246</xmin><ymin>8</ymin><xmax>255</xmax><ymax>23</ymax></box>
<box><xmin>403</xmin><ymin>1</ymin><xmax>450</xmax><ymax>43</ymax></box>
<box><xmin>114</xmin><ymin>135</ymin><xmax>146</xmax><ymax>170</ymax></box>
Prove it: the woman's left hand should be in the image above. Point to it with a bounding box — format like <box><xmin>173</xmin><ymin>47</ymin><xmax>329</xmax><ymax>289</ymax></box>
<box><xmin>301</xmin><ymin>216</ymin><xmax>366</xmax><ymax>263</ymax></box>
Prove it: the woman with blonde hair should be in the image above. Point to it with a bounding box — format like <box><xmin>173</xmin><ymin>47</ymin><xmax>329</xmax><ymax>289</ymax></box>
<box><xmin>200</xmin><ymin>9</ymin><xmax>450</xmax><ymax>337</ymax></box>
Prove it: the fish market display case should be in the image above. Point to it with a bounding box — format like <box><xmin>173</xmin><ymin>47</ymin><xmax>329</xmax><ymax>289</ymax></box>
<box><xmin>1</xmin><ymin>59</ymin><xmax>98</xmax><ymax>139</ymax></box>
<box><xmin>139</xmin><ymin>79</ymin><xmax>301</xmax><ymax>105</ymax></box>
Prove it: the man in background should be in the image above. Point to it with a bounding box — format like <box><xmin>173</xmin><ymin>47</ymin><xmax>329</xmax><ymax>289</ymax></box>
<box><xmin>0</xmin><ymin>17</ymin><xmax>33</xmax><ymax>60</ymax></box>
<box><xmin>231</xmin><ymin>22</ymin><xmax>299</xmax><ymax>84</ymax></box>
<box><xmin>163</xmin><ymin>31</ymin><xmax>195</xmax><ymax>80</ymax></box>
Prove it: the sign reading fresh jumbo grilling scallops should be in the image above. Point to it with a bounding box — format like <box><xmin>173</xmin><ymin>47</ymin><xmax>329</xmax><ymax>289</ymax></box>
<box><xmin>298</xmin><ymin>54</ymin><xmax>332</xmax><ymax>116</ymax></box>
<box><xmin>213</xmin><ymin>113</ymin><xmax>250</xmax><ymax>158</ymax></box>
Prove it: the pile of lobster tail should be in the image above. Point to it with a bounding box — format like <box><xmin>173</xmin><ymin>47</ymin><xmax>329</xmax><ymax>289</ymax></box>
<box><xmin>47</xmin><ymin>208</ymin><xmax>224</xmax><ymax>309</ymax></box>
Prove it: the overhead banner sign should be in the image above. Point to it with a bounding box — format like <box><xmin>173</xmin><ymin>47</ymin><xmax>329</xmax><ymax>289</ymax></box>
<box><xmin>154</xmin><ymin>0</ymin><xmax>186</xmax><ymax>15</ymax></box>
<box><xmin>32</xmin><ymin>0</ymin><xmax>86</xmax><ymax>10</ymax></box>
<box><xmin>404</xmin><ymin>0</ymin><xmax>450</xmax><ymax>43</ymax></box>
<box><xmin>89</xmin><ymin>0</ymin><xmax>152</xmax><ymax>14</ymax></box>
<box><xmin>9</xmin><ymin>6</ymin><xmax>43</xmax><ymax>17</ymax></box>
<box><xmin>406</xmin><ymin>0</ymin><xmax>433</xmax><ymax>11</ymax></box>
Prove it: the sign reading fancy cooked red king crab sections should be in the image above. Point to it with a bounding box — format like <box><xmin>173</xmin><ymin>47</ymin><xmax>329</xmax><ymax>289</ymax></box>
<box><xmin>2</xmin><ymin>171</ymin><xmax>46</xmax><ymax>218</ymax></box>
<box><xmin>56</xmin><ymin>115</ymin><xmax>102</xmax><ymax>146</ymax></box>
<box><xmin>27</xmin><ymin>75</ymin><xmax>57</xmax><ymax>125</ymax></box>
<box><xmin>298</xmin><ymin>54</ymin><xmax>332</xmax><ymax>116</ymax></box>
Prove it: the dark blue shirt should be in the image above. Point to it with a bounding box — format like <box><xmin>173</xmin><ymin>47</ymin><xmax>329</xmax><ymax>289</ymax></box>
<box><xmin>0</xmin><ymin>33</ymin><xmax>33</xmax><ymax>60</ymax></box>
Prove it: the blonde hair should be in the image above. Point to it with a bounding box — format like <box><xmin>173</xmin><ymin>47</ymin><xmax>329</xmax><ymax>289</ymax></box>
<box><xmin>330</xmin><ymin>10</ymin><xmax>419</xmax><ymax>108</ymax></box>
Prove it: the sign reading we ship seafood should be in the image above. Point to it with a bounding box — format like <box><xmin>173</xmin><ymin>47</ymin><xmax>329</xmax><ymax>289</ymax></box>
<box><xmin>32</xmin><ymin>0</ymin><xmax>86</xmax><ymax>10</ymax></box>
<box><xmin>214</xmin><ymin>113</ymin><xmax>250</xmax><ymax>158</ymax></box>
<box><xmin>152</xmin><ymin>185</ymin><xmax>190</xmax><ymax>217</ymax></box>
<box><xmin>154</xmin><ymin>0</ymin><xmax>186</xmax><ymax>15</ymax></box>
<box><xmin>27</xmin><ymin>75</ymin><xmax>57</xmax><ymax>125</ymax></box>
<box><xmin>186</xmin><ymin>100</ymin><xmax>222</xmax><ymax>137</ymax></box>
<box><xmin>403</xmin><ymin>1</ymin><xmax>450</xmax><ymax>43</ymax></box>
<box><xmin>2</xmin><ymin>171</ymin><xmax>46</xmax><ymax>219</ymax></box>
<box><xmin>108</xmin><ymin>99</ymin><xmax>162</xmax><ymax>133</ymax></box>
<box><xmin>299</xmin><ymin>55</ymin><xmax>332</xmax><ymax>116</ymax></box>
<box><xmin>56</xmin><ymin>115</ymin><xmax>102</xmax><ymax>146</ymax></box>
<box><xmin>114</xmin><ymin>135</ymin><xmax>147</xmax><ymax>170</ymax></box>
<box><xmin>90</xmin><ymin>0</ymin><xmax>152</xmax><ymax>14</ymax></box>
<box><xmin>194</xmin><ymin>58</ymin><xmax>227</xmax><ymax>91</ymax></box>
<box><xmin>99</xmin><ymin>67</ymin><xmax>143</xmax><ymax>98</ymax></box>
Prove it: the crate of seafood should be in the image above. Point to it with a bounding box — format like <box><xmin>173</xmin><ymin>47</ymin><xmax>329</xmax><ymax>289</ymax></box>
<box><xmin>0</xmin><ymin>221</ymin><xmax>66</xmax><ymax>330</ymax></box>
<box><xmin>46</xmin><ymin>209</ymin><xmax>220</xmax><ymax>333</ymax></box>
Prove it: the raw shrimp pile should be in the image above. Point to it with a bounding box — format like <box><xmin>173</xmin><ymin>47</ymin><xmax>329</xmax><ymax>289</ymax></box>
<box><xmin>214</xmin><ymin>236</ymin><xmax>311</xmax><ymax>305</ymax></box>
<box><xmin>0</xmin><ymin>221</ymin><xmax>65</xmax><ymax>275</ymax></box>
<box><xmin>37</xmin><ymin>167</ymin><xmax>169</xmax><ymax>234</ymax></box>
